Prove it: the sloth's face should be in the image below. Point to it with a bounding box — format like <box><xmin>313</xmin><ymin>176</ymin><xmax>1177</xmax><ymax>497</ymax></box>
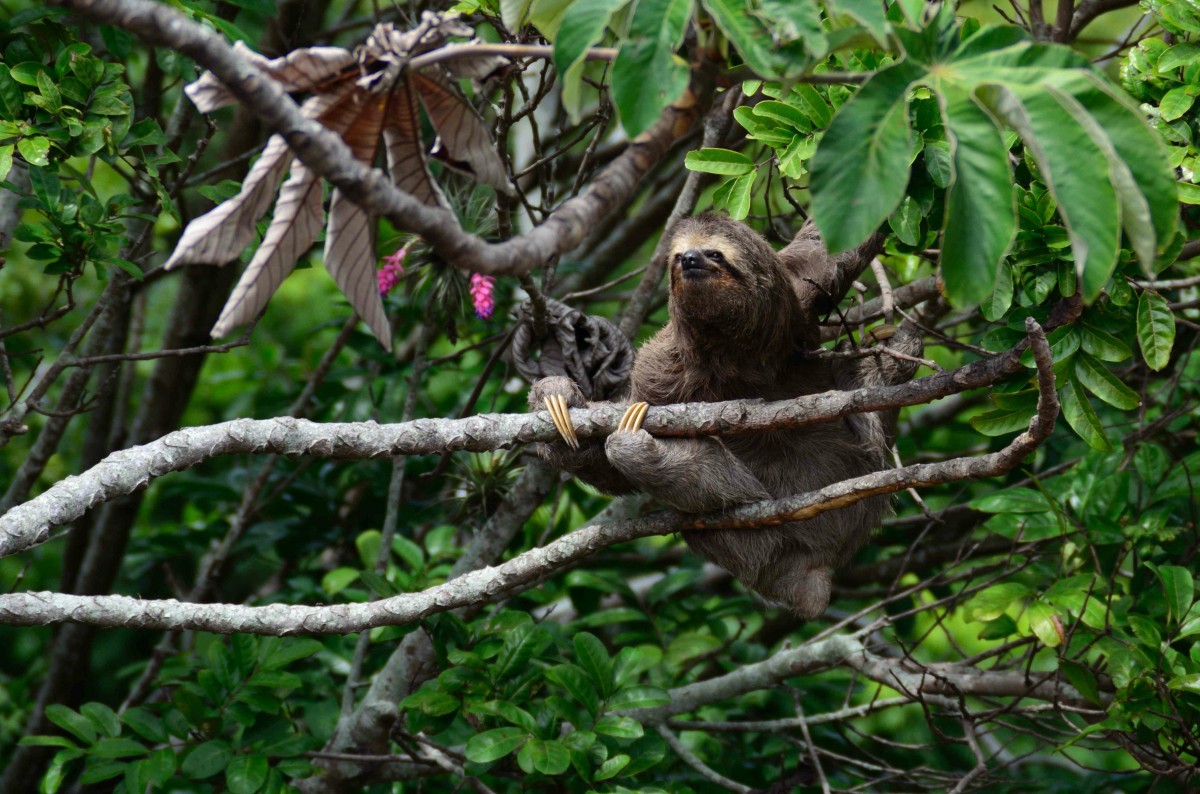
<box><xmin>668</xmin><ymin>231</ymin><xmax>744</xmax><ymax>286</ymax></box>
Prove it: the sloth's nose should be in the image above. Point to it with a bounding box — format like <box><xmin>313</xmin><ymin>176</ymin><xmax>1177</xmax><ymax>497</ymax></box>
<box><xmin>681</xmin><ymin>250</ymin><xmax>703</xmax><ymax>269</ymax></box>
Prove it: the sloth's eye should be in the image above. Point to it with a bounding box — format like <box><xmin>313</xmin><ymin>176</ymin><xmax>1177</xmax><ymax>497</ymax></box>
<box><xmin>706</xmin><ymin>250</ymin><xmax>725</xmax><ymax>263</ymax></box>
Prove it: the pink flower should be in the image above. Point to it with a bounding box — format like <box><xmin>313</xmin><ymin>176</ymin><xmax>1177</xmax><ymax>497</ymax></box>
<box><xmin>378</xmin><ymin>245</ymin><xmax>409</xmax><ymax>295</ymax></box>
<box><xmin>469</xmin><ymin>273</ymin><xmax>495</xmax><ymax>319</ymax></box>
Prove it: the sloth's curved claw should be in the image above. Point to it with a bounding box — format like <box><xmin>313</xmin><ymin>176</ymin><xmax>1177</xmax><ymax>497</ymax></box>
<box><xmin>543</xmin><ymin>395</ymin><xmax>579</xmax><ymax>449</ymax></box>
<box><xmin>615</xmin><ymin>402</ymin><xmax>649</xmax><ymax>434</ymax></box>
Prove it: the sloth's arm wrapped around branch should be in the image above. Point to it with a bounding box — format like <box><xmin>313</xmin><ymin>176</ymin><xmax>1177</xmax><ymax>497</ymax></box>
<box><xmin>782</xmin><ymin>223</ymin><xmax>887</xmax><ymax>317</ymax></box>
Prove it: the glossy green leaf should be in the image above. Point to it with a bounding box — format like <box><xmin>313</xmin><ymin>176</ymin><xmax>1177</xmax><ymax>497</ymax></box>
<box><xmin>756</xmin><ymin>0</ymin><xmax>825</xmax><ymax>54</ymax></box>
<box><xmin>810</xmin><ymin>61</ymin><xmax>921</xmax><ymax>252</ymax></box>
<box><xmin>970</xmin><ymin>487</ymin><xmax>1049</xmax><ymax>513</ymax></box>
<box><xmin>182</xmin><ymin>740</ymin><xmax>233</xmax><ymax>779</ymax></box>
<box><xmin>574</xmin><ymin>632</ymin><xmax>614</xmax><ymax>698</ymax></box>
<box><xmin>227</xmin><ymin>755</ymin><xmax>270</xmax><ymax>794</ymax></box>
<box><xmin>44</xmin><ymin>705</ymin><xmax>97</xmax><ymax>745</ymax></box>
<box><xmin>595</xmin><ymin>753</ymin><xmax>631</xmax><ymax>780</ymax></box>
<box><xmin>1074</xmin><ymin>354</ymin><xmax>1140</xmax><ymax>409</ymax></box>
<box><xmin>80</xmin><ymin>702</ymin><xmax>120</xmax><ymax>738</ymax></box>
<box><xmin>1059</xmin><ymin>377</ymin><xmax>1112</xmax><ymax>451</ymax></box>
<box><xmin>1079</xmin><ymin>323</ymin><xmax>1132</xmax><ymax>362</ymax></box>
<box><xmin>464</xmin><ymin>727</ymin><xmax>528</xmax><ymax>764</ymax></box>
<box><xmin>595</xmin><ymin>715</ymin><xmax>644</xmax><ymax>738</ymax></box>
<box><xmin>1153</xmin><ymin>564</ymin><xmax>1195</xmax><ymax>625</ymax></box>
<box><xmin>17</xmin><ymin>135</ymin><xmax>50</xmax><ymax>167</ymax></box>
<box><xmin>612</xmin><ymin>0</ymin><xmax>691</xmax><ymax>136</ymax></box>
<box><xmin>607</xmin><ymin>685</ymin><xmax>670</xmax><ymax>710</ymax></box>
<box><xmin>724</xmin><ymin>170</ymin><xmax>756</xmax><ymax>220</ymax></box>
<box><xmin>1136</xmin><ymin>291</ymin><xmax>1175</xmax><ymax>370</ymax></box>
<box><xmin>683</xmin><ymin>148</ymin><xmax>754</xmax><ymax>175</ymax></box>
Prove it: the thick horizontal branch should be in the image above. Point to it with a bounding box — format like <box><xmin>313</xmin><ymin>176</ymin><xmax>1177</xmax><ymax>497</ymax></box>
<box><xmin>63</xmin><ymin>0</ymin><xmax>711</xmax><ymax>277</ymax></box>
<box><xmin>0</xmin><ymin>323</ymin><xmax>1055</xmax><ymax>634</ymax></box>
<box><xmin>0</xmin><ymin>331</ymin><xmax>1037</xmax><ymax>559</ymax></box>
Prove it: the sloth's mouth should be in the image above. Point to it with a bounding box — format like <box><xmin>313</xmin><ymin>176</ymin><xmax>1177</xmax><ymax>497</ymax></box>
<box><xmin>680</xmin><ymin>259</ymin><xmax>720</xmax><ymax>279</ymax></box>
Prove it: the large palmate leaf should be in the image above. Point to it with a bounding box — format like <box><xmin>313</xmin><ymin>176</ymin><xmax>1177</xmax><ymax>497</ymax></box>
<box><xmin>165</xmin><ymin>16</ymin><xmax>511</xmax><ymax>351</ymax></box>
<box><xmin>808</xmin><ymin>14</ymin><xmax>1178</xmax><ymax>307</ymax></box>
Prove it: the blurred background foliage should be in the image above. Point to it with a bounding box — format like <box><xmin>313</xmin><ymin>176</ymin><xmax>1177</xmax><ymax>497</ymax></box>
<box><xmin>0</xmin><ymin>0</ymin><xmax>1198</xmax><ymax>792</ymax></box>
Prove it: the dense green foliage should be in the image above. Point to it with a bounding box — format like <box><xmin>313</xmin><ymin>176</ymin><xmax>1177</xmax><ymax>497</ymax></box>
<box><xmin>1</xmin><ymin>0</ymin><xmax>1199</xmax><ymax>792</ymax></box>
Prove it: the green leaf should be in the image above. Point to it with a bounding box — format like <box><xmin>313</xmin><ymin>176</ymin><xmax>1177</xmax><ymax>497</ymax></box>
<box><xmin>321</xmin><ymin>567</ymin><xmax>359</xmax><ymax>596</ymax></box>
<box><xmin>978</xmin><ymin>613</ymin><xmax>1019</xmax><ymax>640</ymax></box>
<box><xmin>494</xmin><ymin>622</ymin><xmax>552</xmax><ymax>684</ymax></box>
<box><xmin>611</xmin><ymin>0</ymin><xmax>691</xmax><ymax>137</ymax></box>
<box><xmin>1079</xmin><ymin>323</ymin><xmax>1132</xmax><ymax>362</ymax></box>
<box><xmin>1158</xmin><ymin>42</ymin><xmax>1200</xmax><ymax>71</ymax></box>
<box><xmin>0</xmin><ymin>68</ymin><xmax>23</xmax><ymax>118</ymax></box>
<box><xmin>976</xmin><ymin>83</ymin><xmax>1120</xmax><ymax>302</ymax></box>
<box><xmin>182</xmin><ymin>740</ymin><xmax>233</xmax><ymax>779</ymax></box>
<box><xmin>546</xmin><ymin>664</ymin><xmax>601</xmax><ymax>716</ymax></box>
<box><xmin>226</xmin><ymin>754</ymin><xmax>269</xmax><ymax>794</ymax></box>
<box><xmin>527</xmin><ymin>738</ymin><xmax>571</xmax><ymax>775</ymax></box>
<box><xmin>701</xmin><ymin>0</ymin><xmax>806</xmax><ymax>80</ymax></box>
<box><xmin>888</xmin><ymin>195</ymin><xmax>921</xmax><ymax>247</ymax></box>
<box><xmin>595</xmin><ymin>753</ymin><xmax>631</xmax><ymax>780</ymax></box>
<box><xmin>90</xmin><ymin>738</ymin><xmax>149</xmax><ymax>759</ymax></box>
<box><xmin>260</xmin><ymin>638</ymin><xmax>323</xmax><ymax>670</ymax></box>
<box><xmin>464</xmin><ymin>727</ymin><xmax>528</xmax><ymax>764</ymax></box>
<box><xmin>755</xmin><ymin>0</ymin><xmax>825</xmax><ymax>55</ymax></box>
<box><xmin>35</xmin><ymin>70</ymin><xmax>60</xmax><ymax>110</ymax></box>
<box><xmin>17</xmin><ymin>136</ymin><xmax>50</xmax><ymax>167</ymax></box>
<box><xmin>937</xmin><ymin>89</ymin><xmax>1016</xmax><ymax>306</ymax></box>
<box><xmin>21</xmin><ymin>735</ymin><xmax>78</xmax><ymax>750</ymax></box>
<box><xmin>1159</xmin><ymin>86</ymin><xmax>1196</xmax><ymax>121</ymax></box>
<box><xmin>923</xmin><ymin>139</ymin><xmax>952</xmax><ymax>187</ymax></box>
<box><xmin>811</xmin><ymin>61</ymin><xmax>921</xmax><ymax>253</ymax></box>
<box><xmin>355</xmin><ymin>529</ymin><xmax>382</xmax><ymax>568</ymax></box>
<box><xmin>574</xmin><ymin>632</ymin><xmax>614</xmax><ymax>698</ymax></box>
<box><xmin>753</xmin><ymin>100</ymin><xmax>813</xmax><ymax>132</ymax></box>
<box><xmin>827</xmin><ymin>0</ymin><xmax>889</xmax><ymax>43</ymax></box>
<box><xmin>1136</xmin><ymin>291</ymin><xmax>1175</xmax><ymax>370</ymax></box>
<box><xmin>1060</xmin><ymin>376</ymin><xmax>1111</xmax><ymax>451</ymax></box>
<box><xmin>501</xmin><ymin>0</ymin><xmax>533</xmax><ymax>30</ymax></box>
<box><xmin>80</xmin><ymin>702</ymin><xmax>120</xmax><ymax>738</ymax></box>
<box><xmin>970</xmin><ymin>487</ymin><xmax>1048</xmax><ymax>513</ymax></box>
<box><xmin>595</xmin><ymin>715</ymin><xmax>644</xmax><ymax>738</ymax></box>
<box><xmin>723</xmin><ymin>170</ymin><xmax>756</xmax><ymax>220</ymax></box>
<box><xmin>44</xmin><ymin>705</ymin><xmax>97</xmax><ymax>745</ymax></box>
<box><xmin>1074</xmin><ymin>354</ymin><xmax>1140</xmax><ymax>409</ymax></box>
<box><xmin>777</xmin><ymin>135</ymin><xmax>815</xmax><ymax>179</ymax></box>
<box><xmin>607</xmin><ymin>685</ymin><xmax>670</xmax><ymax>710</ymax></box>
<box><xmin>683</xmin><ymin>148</ymin><xmax>754</xmax><ymax>175</ymax></box>
<box><xmin>1070</xmin><ymin>75</ymin><xmax>1176</xmax><ymax>269</ymax></box>
<box><xmin>965</xmin><ymin>583</ymin><xmax>1031</xmax><ymax>622</ymax></box>
<box><xmin>1153</xmin><ymin>564</ymin><xmax>1195</xmax><ymax>625</ymax></box>
<box><xmin>791</xmin><ymin>83</ymin><xmax>833</xmax><ymax>128</ymax></box>
<box><xmin>969</xmin><ymin>404</ymin><xmax>1034</xmax><ymax>436</ymax></box>
<box><xmin>554</xmin><ymin>0</ymin><xmax>630</xmax><ymax>118</ymax></box>
<box><xmin>1027</xmin><ymin>602</ymin><xmax>1064</xmax><ymax>647</ymax></box>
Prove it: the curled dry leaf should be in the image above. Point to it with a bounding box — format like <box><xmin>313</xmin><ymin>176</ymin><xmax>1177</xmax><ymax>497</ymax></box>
<box><xmin>166</xmin><ymin>12</ymin><xmax>513</xmax><ymax>351</ymax></box>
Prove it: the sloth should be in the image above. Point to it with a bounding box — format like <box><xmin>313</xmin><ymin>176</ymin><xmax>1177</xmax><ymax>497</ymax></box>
<box><xmin>529</xmin><ymin>215</ymin><xmax>923</xmax><ymax>618</ymax></box>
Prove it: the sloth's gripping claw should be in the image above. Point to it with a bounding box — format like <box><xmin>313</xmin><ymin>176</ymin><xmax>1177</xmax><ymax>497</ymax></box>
<box><xmin>543</xmin><ymin>395</ymin><xmax>579</xmax><ymax>449</ymax></box>
<box><xmin>615</xmin><ymin>402</ymin><xmax>649</xmax><ymax>434</ymax></box>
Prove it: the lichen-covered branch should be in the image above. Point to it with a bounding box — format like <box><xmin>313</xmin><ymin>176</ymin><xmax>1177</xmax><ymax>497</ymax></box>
<box><xmin>0</xmin><ymin>331</ymin><xmax>1038</xmax><ymax>560</ymax></box>
<box><xmin>0</xmin><ymin>321</ymin><xmax>1056</xmax><ymax>636</ymax></box>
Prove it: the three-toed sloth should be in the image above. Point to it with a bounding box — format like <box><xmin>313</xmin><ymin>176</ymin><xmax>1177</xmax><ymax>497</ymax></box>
<box><xmin>530</xmin><ymin>215</ymin><xmax>923</xmax><ymax>619</ymax></box>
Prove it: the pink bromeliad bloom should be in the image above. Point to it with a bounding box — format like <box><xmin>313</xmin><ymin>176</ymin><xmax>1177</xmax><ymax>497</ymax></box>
<box><xmin>469</xmin><ymin>273</ymin><xmax>495</xmax><ymax>319</ymax></box>
<box><xmin>378</xmin><ymin>245</ymin><xmax>409</xmax><ymax>295</ymax></box>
